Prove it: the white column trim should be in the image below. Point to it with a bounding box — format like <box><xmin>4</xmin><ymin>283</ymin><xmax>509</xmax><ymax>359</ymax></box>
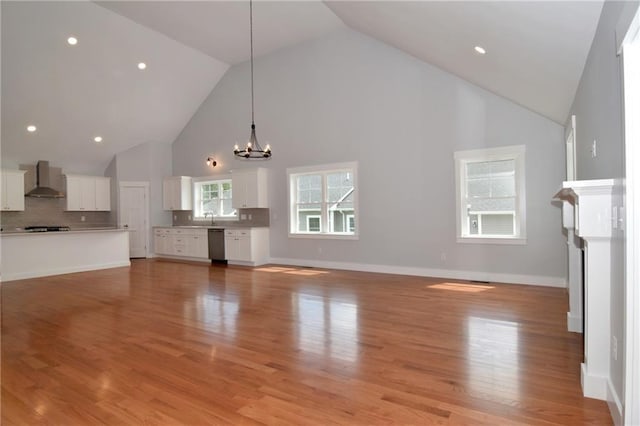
<box><xmin>622</xmin><ymin>18</ymin><xmax>640</xmax><ymax>426</ymax></box>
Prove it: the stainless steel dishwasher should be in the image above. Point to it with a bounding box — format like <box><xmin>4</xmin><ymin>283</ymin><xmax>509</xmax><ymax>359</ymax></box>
<box><xmin>208</xmin><ymin>229</ymin><xmax>226</xmax><ymax>263</ymax></box>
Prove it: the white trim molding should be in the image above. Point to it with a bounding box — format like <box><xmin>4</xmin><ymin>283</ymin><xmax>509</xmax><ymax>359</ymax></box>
<box><xmin>454</xmin><ymin>145</ymin><xmax>527</xmax><ymax>244</ymax></box>
<box><xmin>607</xmin><ymin>378</ymin><xmax>623</xmax><ymax>426</ymax></box>
<box><xmin>622</xmin><ymin>14</ymin><xmax>640</xmax><ymax>425</ymax></box>
<box><xmin>555</xmin><ymin>179</ymin><xmax>624</xmax><ymax>403</ymax></box>
<box><xmin>268</xmin><ymin>257</ymin><xmax>566</xmax><ymax>288</ymax></box>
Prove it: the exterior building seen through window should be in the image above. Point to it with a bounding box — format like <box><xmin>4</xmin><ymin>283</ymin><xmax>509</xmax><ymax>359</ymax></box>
<box><xmin>454</xmin><ymin>146</ymin><xmax>526</xmax><ymax>244</ymax></box>
<box><xmin>288</xmin><ymin>162</ymin><xmax>358</xmax><ymax>238</ymax></box>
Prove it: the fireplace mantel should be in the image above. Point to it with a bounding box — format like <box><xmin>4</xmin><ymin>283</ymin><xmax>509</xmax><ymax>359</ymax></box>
<box><xmin>553</xmin><ymin>179</ymin><xmax>623</xmax><ymax>400</ymax></box>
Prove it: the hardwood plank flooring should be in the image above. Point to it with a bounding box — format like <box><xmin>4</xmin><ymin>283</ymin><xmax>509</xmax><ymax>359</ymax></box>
<box><xmin>1</xmin><ymin>260</ymin><xmax>611</xmax><ymax>425</ymax></box>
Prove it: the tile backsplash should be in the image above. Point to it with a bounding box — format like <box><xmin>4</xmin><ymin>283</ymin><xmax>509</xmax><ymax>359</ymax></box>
<box><xmin>0</xmin><ymin>197</ymin><xmax>115</xmax><ymax>231</ymax></box>
<box><xmin>173</xmin><ymin>208</ymin><xmax>270</xmax><ymax>227</ymax></box>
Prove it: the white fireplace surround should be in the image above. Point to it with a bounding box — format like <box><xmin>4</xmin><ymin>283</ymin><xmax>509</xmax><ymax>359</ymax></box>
<box><xmin>554</xmin><ymin>179</ymin><xmax>623</xmax><ymax>405</ymax></box>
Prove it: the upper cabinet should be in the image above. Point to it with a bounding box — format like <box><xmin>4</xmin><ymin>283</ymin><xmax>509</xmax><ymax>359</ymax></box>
<box><xmin>232</xmin><ymin>168</ymin><xmax>268</xmax><ymax>209</ymax></box>
<box><xmin>65</xmin><ymin>174</ymin><xmax>111</xmax><ymax>211</ymax></box>
<box><xmin>163</xmin><ymin>176</ymin><xmax>192</xmax><ymax>211</ymax></box>
<box><xmin>1</xmin><ymin>169</ymin><xmax>26</xmax><ymax>211</ymax></box>
<box><xmin>95</xmin><ymin>177</ymin><xmax>111</xmax><ymax>211</ymax></box>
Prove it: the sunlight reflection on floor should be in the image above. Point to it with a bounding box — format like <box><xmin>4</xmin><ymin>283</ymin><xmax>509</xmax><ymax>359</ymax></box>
<box><xmin>255</xmin><ymin>266</ymin><xmax>329</xmax><ymax>276</ymax></box>
<box><xmin>429</xmin><ymin>282</ymin><xmax>494</xmax><ymax>292</ymax></box>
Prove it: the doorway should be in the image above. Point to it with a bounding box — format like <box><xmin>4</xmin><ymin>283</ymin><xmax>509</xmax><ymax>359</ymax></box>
<box><xmin>118</xmin><ymin>181</ymin><xmax>149</xmax><ymax>258</ymax></box>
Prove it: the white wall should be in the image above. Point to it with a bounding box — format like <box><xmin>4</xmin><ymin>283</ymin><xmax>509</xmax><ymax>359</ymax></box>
<box><xmin>173</xmin><ymin>28</ymin><xmax>567</xmax><ymax>285</ymax></box>
<box><xmin>566</xmin><ymin>1</ymin><xmax>639</xmax><ymax>419</ymax></box>
<box><xmin>113</xmin><ymin>141</ymin><xmax>172</xmax><ymax>227</ymax></box>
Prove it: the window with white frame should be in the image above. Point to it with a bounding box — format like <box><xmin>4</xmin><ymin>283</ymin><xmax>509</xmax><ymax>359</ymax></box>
<box><xmin>193</xmin><ymin>178</ymin><xmax>236</xmax><ymax>219</ymax></box>
<box><xmin>288</xmin><ymin>162</ymin><xmax>358</xmax><ymax>238</ymax></box>
<box><xmin>454</xmin><ymin>145</ymin><xmax>526</xmax><ymax>243</ymax></box>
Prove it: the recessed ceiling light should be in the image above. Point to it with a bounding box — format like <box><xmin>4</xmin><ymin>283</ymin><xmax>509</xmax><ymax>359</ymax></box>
<box><xmin>27</xmin><ymin>125</ymin><xmax>37</xmax><ymax>132</ymax></box>
<box><xmin>474</xmin><ymin>46</ymin><xmax>486</xmax><ymax>55</ymax></box>
<box><xmin>67</xmin><ymin>36</ymin><xmax>78</xmax><ymax>46</ymax></box>
<box><xmin>137</xmin><ymin>62</ymin><xmax>147</xmax><ymax>70</ymax></box>
<box><xmin>94</xmin><ymin>136</ymin><xmax>103</xmax><ymax>143</ymax></box>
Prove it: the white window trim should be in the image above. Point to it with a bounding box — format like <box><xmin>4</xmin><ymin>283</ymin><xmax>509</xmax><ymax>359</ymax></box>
<box><xmin>192</xmin><ymin>175</ymin><xmax>238</xmax><ymax>222</ymax></box>
<box><xmin>454</xmin><ymin>145</ymin><xmax>526</xmax><ymax>245</ymax></box>
<box><xmin>287</xmin><ymin>161</ymin><xmax>359</xmax><ymax>240</ymax></box>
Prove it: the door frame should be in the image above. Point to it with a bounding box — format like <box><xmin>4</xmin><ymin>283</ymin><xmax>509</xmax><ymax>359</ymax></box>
<box><xmin>118</xmin><ymin>181</ymin><xmax>150</xmax><ymax>259</ymax></box>
<box><xmin>566</xmin><ymin>114</ymin><xmax>577</xmax><ymax>180</ymax></box>
<box><xmin>620</xmin><ymin>8</ymin><xmax>640</xmax><ymax>425</ymax></box>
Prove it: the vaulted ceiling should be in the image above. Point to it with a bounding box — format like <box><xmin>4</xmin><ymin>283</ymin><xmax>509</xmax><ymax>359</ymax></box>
<box><xmin>1</xmin><ymin>1</ymin><xmax>603</xmax><ymax>173</ymax></box>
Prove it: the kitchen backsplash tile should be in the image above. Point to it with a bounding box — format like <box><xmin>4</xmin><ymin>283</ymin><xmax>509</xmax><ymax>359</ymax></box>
<box><xmin>0</xmin><ymin>197</ymin><xmax>115</xmax><ymax>232</ymax></box>
<box><xmin>173</xmin><ymin>208</ymin><xmax>270</xmax><ymax>227</ymax></box>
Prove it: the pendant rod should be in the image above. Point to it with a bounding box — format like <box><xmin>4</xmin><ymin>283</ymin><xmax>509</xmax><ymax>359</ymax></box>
<box><xmin>250</xmin><ymin>0</ymin><xmax>255</xmax><ymax>125</ymax></box>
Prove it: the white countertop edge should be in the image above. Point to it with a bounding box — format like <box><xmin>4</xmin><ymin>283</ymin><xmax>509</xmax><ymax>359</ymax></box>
<box><xmin>1</xmin><ymin>228</ymin><xmax>128</xmax><ymax>236</ymax></box>
<box><xmin>153</xmin><ymin>225</ymin><xmax>269</xmax><ymax>230</ymax></box>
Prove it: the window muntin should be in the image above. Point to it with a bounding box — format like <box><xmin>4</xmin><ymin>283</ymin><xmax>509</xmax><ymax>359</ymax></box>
<box><xmin>288</xmin><ymin>162</ymin><xmax>358</xmax><ymax>238</ymax></box>
<box><xmin>455</xmin><ymin>146</ymin><xmax>526</xmax><ymax>243</ymax></box>
<box><xmin>194</xmin><ymin>178</ymin><xmax>236</xmax><ymax>219</ymax></box>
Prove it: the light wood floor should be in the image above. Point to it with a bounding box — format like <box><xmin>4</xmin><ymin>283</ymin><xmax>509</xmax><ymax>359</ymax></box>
<box><xmin>2</xmin><ymin>260</ymin><xmax>611</xmax><ymax>425</ymax></box>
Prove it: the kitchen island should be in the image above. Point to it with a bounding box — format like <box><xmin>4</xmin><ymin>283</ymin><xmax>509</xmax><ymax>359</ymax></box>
<box><xmin>0</xmin><ymin>228</ymin><xmax>130</xmax><ymax>282</ymax></box>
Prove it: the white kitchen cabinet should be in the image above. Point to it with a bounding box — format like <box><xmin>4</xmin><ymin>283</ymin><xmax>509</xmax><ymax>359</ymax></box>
<box><xmin>153</xmin><ymin>227</ymin><xmax>208</xmax><ymax>259</ymax></box>
<box><xmin>163</xmin><ymin>176</ymin><xmax>192</xmax><ymax>210</ymax></box>
<box><xmin>231</xmin><ymin>168</ymin><xmax>268</xmax><ymax>209</ymax></box>
<box><xmin>225</xmin><ymin>228</ymin><xmax>269</xmax><ymax>266</ymax></box>
<box><xmin>153</xmin><ymin>228</ymin><xmax>171</xmax><ymax>255</ymax></box>
<box><xmin>64</xmin><ymin>174</ymin><xmax>111</xmax><ymax>211</ymax></box>
<box><xmin>95</xmin><ymin>177</ymin><xmax>111</xmax><ymax>210</ymax></box>
<box><xmin>1</xmin><ymin>169</ymin><xmax>26</xmax><ymax>211</ymax></box>
<box><xmin>188</xmin><ymin>232</ymin><xmax>208</xmax><ymax>258</ymax></box>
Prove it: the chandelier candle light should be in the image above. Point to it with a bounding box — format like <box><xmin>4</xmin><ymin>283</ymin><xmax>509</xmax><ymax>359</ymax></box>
<box><xmin>234</xmin><ymin>0</ymin><xmax>272</xmax><ymax>159</ymax></box>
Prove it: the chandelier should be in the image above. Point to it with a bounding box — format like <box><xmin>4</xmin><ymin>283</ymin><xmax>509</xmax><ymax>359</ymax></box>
<box><xmin>234</xmin><ymin>0</ymin><xmax>271</xmax><ymax>160</ymax></box>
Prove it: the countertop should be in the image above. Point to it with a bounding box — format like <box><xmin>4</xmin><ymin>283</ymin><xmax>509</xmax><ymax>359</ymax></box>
<box><xmin>1</xmin><ymin>227</ymin><xmax>126</xmax><ymax>236</ymax></box>
<box><xmin>153</xmin><ymin>225</ymin><xmax>269</xmax><ymax>230</ymax></box>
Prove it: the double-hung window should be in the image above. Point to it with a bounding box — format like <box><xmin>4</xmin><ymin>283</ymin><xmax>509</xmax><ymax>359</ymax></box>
<box><xmin>288</xmin><ymin>161</ymin><xmax>358</xmax><ymax>239</ymax></box>
<box><xmin>454</xmin><ymin>145</ymin><xmax>526</xmax><ymax>244</ymax></box>
<box><xmin>193</xmin><ymin>177</ymin><xmax>236</xmax><ymax>220</ymax></box>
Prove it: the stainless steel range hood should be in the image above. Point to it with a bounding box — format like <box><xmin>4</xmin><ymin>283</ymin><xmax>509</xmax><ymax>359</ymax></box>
<box><xmin>25</xmin><ymin>161</ymin><xmax>65</xmax><ymax>198</ymax></box>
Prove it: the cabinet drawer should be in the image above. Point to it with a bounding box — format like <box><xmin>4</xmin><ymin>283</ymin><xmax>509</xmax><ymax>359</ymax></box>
<box><xmin>225</xmin><ymin>229</ymin><xmax>251</xmax><ymax>238</ymax></box>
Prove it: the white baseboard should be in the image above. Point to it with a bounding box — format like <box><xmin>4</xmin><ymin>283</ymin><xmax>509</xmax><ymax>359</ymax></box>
<box><xmin>567</xmin><ymin>312</ymin><xmax>584</xmax><ymax>333</ymax></box>
<box><xmin>1</xmin><ymin>261</ymin><xmax>131</xmax><ymax>282</ymax></box>
<box><xmin>228</xmin><ymin>260</ymin><xmax>267</xmax><ymax>267</ymax></box>
<box><xmin>607</xmin><ymin>379</ymin><xmax>623</xmax><ymax>425</ymax></box>
<box><xmin>154</xmin><ymin>254</ymin><xmax>211</xmax><ymax>264</ymax></box>
<box><xmin>581</xmin><ymin>363</ymin><xmax>609</xmax><ymax>400</ymax></box>
<box><xmin>268</xmin><ymin>257</ymin><xmax>567</xmax><ymax>287</ymax></box>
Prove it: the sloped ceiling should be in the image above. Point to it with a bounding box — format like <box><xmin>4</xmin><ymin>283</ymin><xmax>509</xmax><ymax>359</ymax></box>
<box><xmin>96</xmin><ymin>1</ymin><xmax>346</xmax><ymax>64</ymax></box>
<box><xmin>1</xmin><ymin>1</ymin><xmax>603</xmax><ymax>174</ymax></box>
<box><xmin>1</xmin><ymin>1</ymin><xmax>229</xmax><ymax>173</ymax></box>
<box><xmin>325</xmin><ymin>1</ymin><xmax>604</xmax><ymax>125</ymax></box>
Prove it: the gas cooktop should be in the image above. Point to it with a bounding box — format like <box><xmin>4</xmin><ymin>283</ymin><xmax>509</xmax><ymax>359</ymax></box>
<box><xmin>25</xmin><ymin>226</ymin><xmax>71</xmax><ymax>232</ymax></box>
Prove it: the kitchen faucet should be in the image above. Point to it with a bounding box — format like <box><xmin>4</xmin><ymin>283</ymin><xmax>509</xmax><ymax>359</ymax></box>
<box><xmin>204</xmin><ymin>212</ymin><xmax>214</xmax><ymax>225</ymax></box>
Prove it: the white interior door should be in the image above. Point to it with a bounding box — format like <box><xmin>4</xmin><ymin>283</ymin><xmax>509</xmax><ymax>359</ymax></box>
<box><xmin>119</xmin><ymin>182</ymin><xmax>149</xmax><ymax>258</ymax></box>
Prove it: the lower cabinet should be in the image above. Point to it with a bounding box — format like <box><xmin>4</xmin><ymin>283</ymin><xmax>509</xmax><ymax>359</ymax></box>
<box><xmin>224</xmin><ymin>228</ymin><xmax>269</xmax><ymax>266</ymax></box>
<box><xmin>153</xmin><ymin>227</ymin><xmax>269</xmax><ymax>266</ymax></box>
<box><xmin>153</xmin><ymin>228</ymin><xmax>208</xmax><ymax>259</ymax></box>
